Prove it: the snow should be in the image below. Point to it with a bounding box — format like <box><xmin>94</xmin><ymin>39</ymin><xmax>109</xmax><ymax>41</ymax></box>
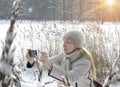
<box><xmin>21</xmin><ymin>69</ymin><xmax>38</xmax><ymax>87</ymax></box>
<box><xmin>0</xmin><ymin>20</ymin><xmax>120</xmax><ymax>87</ymax></box>
<box><xmin>21</xmin><ymin>69</ymin><xmax>57</xmax><ymax>87</ymax></box>
<box><xmin>21</xmin><ymin>61</ymin><xmax>57</xmax><ymax>87</ymax></box>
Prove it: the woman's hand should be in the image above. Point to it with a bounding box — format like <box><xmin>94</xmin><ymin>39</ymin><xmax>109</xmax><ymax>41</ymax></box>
<box><xmin>38</xmin><ymin>50</ymin><xmax>51</xmax><ymax>69</ymax></box>
<box><xmin>26</xmin><ymin>49</ymin><xmax>35</xmax><ymax>64</ymax></box>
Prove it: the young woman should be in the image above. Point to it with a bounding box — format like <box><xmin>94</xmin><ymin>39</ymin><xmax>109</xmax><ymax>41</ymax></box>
<box><xmin>26</xmin><ymin>30</ymin><xmax>96</xmax><ymax>87</ymax></box>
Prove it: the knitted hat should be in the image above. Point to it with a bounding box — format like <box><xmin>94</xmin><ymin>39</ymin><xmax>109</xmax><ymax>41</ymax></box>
<box><xmin>63</xmin><ymin>30</ymin><xmax>85</xmax><ymax>48</ymax></box>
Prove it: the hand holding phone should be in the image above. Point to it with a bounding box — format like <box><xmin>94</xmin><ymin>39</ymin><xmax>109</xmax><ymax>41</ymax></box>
<box><xmin>29</xmin><ymin>50</ymin><xmax>37</xmax><ymax>57</ymax></box>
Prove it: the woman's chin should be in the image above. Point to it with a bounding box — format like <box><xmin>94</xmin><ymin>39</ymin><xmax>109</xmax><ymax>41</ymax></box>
<box><xmin>64</xmin><ymin>50</ymin><xmax>68</xmax><ymax>54</ymax></box>
<box><xmin>64</xmin><ymin>51</ymin><xmax>71</xmax><ymax>54</ymax></box>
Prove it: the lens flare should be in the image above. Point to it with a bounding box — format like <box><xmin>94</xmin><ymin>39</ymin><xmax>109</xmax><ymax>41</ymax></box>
<box><xmin>107</xmin><ymin>0</ymin><xmax>114</xmax><ymax>5</ymax></box>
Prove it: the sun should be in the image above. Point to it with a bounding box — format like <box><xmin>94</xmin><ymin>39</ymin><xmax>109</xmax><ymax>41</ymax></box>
<box><xmin>106</xmin><ymin>0</ymin><xmax>115</xmax><ymax>5</ymax></box>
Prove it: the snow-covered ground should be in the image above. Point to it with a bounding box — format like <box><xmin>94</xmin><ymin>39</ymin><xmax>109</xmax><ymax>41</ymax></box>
<box><xmin>21</xmin><ymin>61</ymin><xmax>57</xmax><ymax>87</ymax></box>
<box><xmin>21</xmin><ymin>71</ymin><xmax>57</xmax><ymax>87</ymax></box>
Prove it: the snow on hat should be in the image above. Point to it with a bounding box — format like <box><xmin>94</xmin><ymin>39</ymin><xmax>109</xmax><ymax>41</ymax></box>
<box><xmin>63</xmin><ymin>30</ymin><xmax>85</xmax><ymax>48</ymax></box>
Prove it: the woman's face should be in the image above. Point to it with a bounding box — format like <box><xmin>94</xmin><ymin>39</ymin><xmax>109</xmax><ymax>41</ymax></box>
<box><xmin>63</xmin><ymin>38</ymin><xmax>76</xmax><ymax>54</ymax></box>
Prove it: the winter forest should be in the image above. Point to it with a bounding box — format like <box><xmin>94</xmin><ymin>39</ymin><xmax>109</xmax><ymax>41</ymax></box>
<box><xmin>0</xmin><ymin>0</ymin><xmax>120</xmax><ymax>87</ymax></box>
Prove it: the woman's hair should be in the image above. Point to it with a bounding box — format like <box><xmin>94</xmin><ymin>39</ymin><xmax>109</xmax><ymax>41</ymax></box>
<box><xmin>80</xmin><ymin>47</ymin><xmax>96</xmax><ymax>80</ymax></box>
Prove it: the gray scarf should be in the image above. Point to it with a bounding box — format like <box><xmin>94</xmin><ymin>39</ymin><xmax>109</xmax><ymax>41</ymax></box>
<box><xmin>61</xmin><ymin>49</ymin><xmax>82</xmax><ymax>71</ymax></box>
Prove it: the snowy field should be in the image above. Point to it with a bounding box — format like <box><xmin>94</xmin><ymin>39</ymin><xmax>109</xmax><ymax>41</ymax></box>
<box><xmin>21</xmin><ymin>71</ymin><xmax>57</xmax><ymax>87</ymax></box>
<box><xmin>0</xmin><ymin>20</ymin><xmax>120</xmax><ymax>87</ymax></box>
<box><xmin>21</xmin><ymin>61</ymin><xmax>57</xmax><ymax>87</ymax></box>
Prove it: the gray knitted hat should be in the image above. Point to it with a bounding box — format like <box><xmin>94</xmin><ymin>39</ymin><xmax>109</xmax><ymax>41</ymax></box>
<box><xmin>63</xmin><ymin>30</ymin><xmax>85</xmax><ymax>48</ymax></box>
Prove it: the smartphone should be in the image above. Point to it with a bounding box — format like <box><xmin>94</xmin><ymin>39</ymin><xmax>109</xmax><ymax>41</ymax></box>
<box><xmin>29</xmin><ymin>50</ymin><xmax>37</xmax><ymax>57</ymax></box>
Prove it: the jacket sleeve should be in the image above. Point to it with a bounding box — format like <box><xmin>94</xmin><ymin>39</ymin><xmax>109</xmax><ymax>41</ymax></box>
<box><xmin>48</xmin><ymin>57</ymin><xmax>91</xmax><ymax>84</ymax></box>
<box><xmin>26</xmin><ymin>52</ymin><xmax>64</xmax><ymax>71</ymax></box>
<box><xmin>27</xmin><ymin>61</ymin><xmax>35</xmax><ymax>68</ymax></box>
<box><xmin>26</xmin><ymin>60</ymin><xmax>42</xmax><ymax>71</ymax></box>
<box><xmin>48</xmin><ymin>64</ymin><xmax>67</xmax><ymax>82</ymax></box>
<box><xmin>48</xmin><ymin>52</ymin><xmax>64</xmax><ymax>65</ymax></box>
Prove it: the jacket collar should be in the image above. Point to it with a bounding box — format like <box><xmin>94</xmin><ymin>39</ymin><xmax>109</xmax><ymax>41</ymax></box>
<box><xmin>65</xmin><ymin>49</ymin><xmax>82</xmax><ymax>63</ymax></box>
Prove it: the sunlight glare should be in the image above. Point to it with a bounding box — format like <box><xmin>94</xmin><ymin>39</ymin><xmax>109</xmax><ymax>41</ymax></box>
<box><xmin>107</xmin><ymin>0</ymin><xmax>114</xmax><ymax>5</ymax></box>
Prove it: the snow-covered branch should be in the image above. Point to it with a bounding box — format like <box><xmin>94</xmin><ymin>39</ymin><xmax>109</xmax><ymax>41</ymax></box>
<box><xmin>0</xmin><ymin>0</ymin><xmax>21</xmax><ymax>87</ymax></box>
<box><xmin>103</xmin><ymin>56</ymin><xmax>120</xmax><ymax>87</ymax></box>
